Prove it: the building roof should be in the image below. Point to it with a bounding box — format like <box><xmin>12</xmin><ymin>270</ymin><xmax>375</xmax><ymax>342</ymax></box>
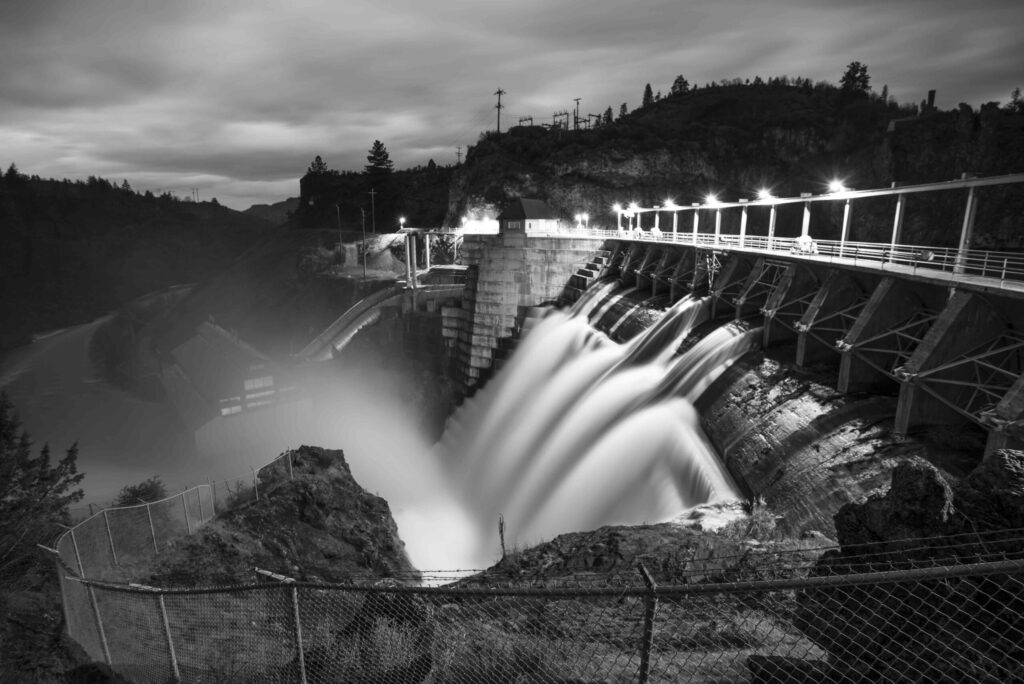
<box><xmin>497</xmin><ymin>198</ymin><xmax>560</xmax><ymax>221</ymax></box>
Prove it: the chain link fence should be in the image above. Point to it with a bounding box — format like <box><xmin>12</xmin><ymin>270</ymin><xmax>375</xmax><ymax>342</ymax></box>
<box><xmin>50</xmin><ymin>519</ymin><xmax>1024</xmax><ymax>683</ymax></box>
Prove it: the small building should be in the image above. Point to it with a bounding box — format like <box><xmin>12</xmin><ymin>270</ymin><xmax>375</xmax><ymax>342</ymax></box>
<box><xmin>497</xmin><ymin>198</ymin><xmax>563</xmax><ymax>234</ymax></box>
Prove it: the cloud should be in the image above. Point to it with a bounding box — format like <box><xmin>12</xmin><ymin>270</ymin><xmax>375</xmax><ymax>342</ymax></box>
<box><xmin>0</xmin><ymin>0</ymin><xmax>1020</xmax><ymax>210</ymax></box>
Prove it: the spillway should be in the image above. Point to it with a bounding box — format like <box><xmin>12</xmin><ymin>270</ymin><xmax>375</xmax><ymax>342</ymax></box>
<box><xmin>437</xmin><ymin>279</ymin><xmax>759</xmax><ymax>555</ymax></box>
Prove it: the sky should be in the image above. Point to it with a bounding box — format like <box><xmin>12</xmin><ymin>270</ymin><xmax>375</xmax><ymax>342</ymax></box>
<box><xmin>1</xmin><ymin>0</ymin><xmax>1020</xmax><ymax>211</ymax></box>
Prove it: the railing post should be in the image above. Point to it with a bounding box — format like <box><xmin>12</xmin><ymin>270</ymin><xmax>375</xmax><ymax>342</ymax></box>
<box><xmin>839</xmin><ymin>198</ymin><xmax>852</xmax><ymax>258</ymax></box>
<box><xmin>102</xmin><ymin>510</ymin><xmax>118</xmax><ymax>566</ymax></box>
<box><xmin>146</xmin><ymin>503</ymin><xmax>159</xmax><ymax>555</ymax></box>
<box><xmin>739</xmin><ymin>200</ymin><xmax>748</xmax><ymax>248</ymax></box>
<box><xmin>292</xmin><ymin>585</ymin><xmax>308</xmax><ymax>684</ymax></box>
<box><xmin>158</xmin><ymin>593</ymin><xmax>181</xmax><ymax>682</ymax></box>
<box><xmin>637</xmin><ymin>563</ymin><xmax>658</xmax><ymax>684</ymax></box>
<box><xmin>954</xmin><ymin>179</ymin><xmax>978</xmax><ymax>276</ymax></box>
<box><xmin>197</xmin><ymin>487</ymin><xmax>205</xmax><ymax>522</ymax></box>
<box><xmin>767</xmin><ymin>204</ymin><xmax>777</xmax><ymax>252</ymax></box>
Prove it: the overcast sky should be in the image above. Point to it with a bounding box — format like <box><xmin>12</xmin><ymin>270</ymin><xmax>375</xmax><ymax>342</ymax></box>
<box><xmin>2</xmin><ymin>0</ymin><xmax>1020</xmax><ymax>210</ymax></box>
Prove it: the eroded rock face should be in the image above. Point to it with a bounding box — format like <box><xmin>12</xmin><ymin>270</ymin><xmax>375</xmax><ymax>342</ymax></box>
<box><xmin>792</xmin><ymin>450</ymin><xmax>1024</xmax><ymax>682</ymax></box>
<box><xmin>146</xmin><ymin>446</ymin><xmax>419</xmax><ymax>585</ymax></box>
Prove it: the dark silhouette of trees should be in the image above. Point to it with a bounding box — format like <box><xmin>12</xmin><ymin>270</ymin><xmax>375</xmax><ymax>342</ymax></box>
<box><xmin>671</xmin><ymin>75</ymin><xmax>690</xmax><ymax>95</ymax></box>
<box><xmin>0</xmin><ymin>392</ymin><xmax>84</xmax><ymax>584</ymax></box>
<box><xmin>840</xmin><ymin>61</ymin><xmax>871</xmax><ymax>94</ymax></box>
<box><xmin>642</xmin><ymin>83</ymin><xmax>654</xmax><ymax>108</ymax></box>
<box><xmin>307</xmin><ymin>155</ymin><xmax>334</xmax><ymax>175</ymax></box>
<box><xmin>603</xmin><ymin>107</ymin><xmax>613</xmax><ymax>125</ymax></box>
<box><xmin>365</xmin><ymin>140</ymin><xmax>394</xmax><ymax>175</ymax></box>
<box><xmin>1006</xmin><ymin>87</ymin><xmax>1024</xmax><ymax>114</ymax></box>
<box><xmin>619</xmin><ymin>102</ymin><xmax>628</xmax><ymax>119</ymax></box>
<box><xmin>114</xmin><ymin>476</ymin><xmax>167</xmax><ymax>506</ymax></box>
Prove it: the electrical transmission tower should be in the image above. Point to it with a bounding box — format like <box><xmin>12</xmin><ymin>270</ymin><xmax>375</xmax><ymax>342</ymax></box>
<box><xmin>456</xmin><ymin>146</ymin><xmax>462</xmax><ymax>164</ymax></box>
<box><xmin>518</xmin><ymin>115</ymin><xmax>534</xmax><ymax>127</ymax></box>
<box><xmin>494</xmin><ymin>88</ymin><xmax>506</xmax><ymax>135</ymax></box>
<box><xmin>573</xmin><ymin>97</ymin><xmax>581</xmax><ymax>131</ymax></box>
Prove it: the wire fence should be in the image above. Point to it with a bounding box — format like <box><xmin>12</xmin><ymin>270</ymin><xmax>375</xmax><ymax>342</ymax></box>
<box><xmin>45</xmin><ymin>447</ymin><xmax>1024</xmax><ymax>683</ymax></box>
<box><xmin>49</xmin><ymin>532</ymin><xmax>1024</xmax><ymax>683</ymax></box>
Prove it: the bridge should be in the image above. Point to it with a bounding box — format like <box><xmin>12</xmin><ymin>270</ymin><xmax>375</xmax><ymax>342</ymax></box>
<box><xmin>306</xmin><ymin>173</ymin><xmax>1024</xmax><ymax>453</ymax></box>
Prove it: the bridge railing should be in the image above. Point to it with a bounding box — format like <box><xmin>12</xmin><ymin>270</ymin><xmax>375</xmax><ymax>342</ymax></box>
<box><xmin>513</xmin><ymin>226</ymin><xmax>1024</xmax><ymax>287</ymax></box>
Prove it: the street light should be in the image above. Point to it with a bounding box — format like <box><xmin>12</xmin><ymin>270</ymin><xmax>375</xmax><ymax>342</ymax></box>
<box><xmin>612</xmin><ymin>203</ymin><xmax>623</xmax><ymax>231</ymax></box>
<box><xmin>581</xmin><ymin>212</ymin><xmax>589</xmax><ymax>229</ymax></box>
<box><xmin>399</xmin><ymin>216</ymin><xmax>406</xmax><ymax>231</ymax></box>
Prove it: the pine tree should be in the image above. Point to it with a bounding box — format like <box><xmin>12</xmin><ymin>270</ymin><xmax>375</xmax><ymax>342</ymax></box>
<box><xmin>642</xmin><ymin>83</ymin><xmax>654</xmax><ymax>107</ymax></box>
<box><xmin>307</xmin><ymin>155</ymin><xmax>329</xmax><ymax>175</ymax></box>
<box><xmin>603</xmin><ymin>106</ymin><xmax>613</xmax><ymax>125</ymax></box>
<box><xmin>619</xmin><ymin>102</ymin><xmax>628</xmax><ymax>119</ymax></box>
<box><xmin>0</xmin><ymin>392</ymin><xmax>84</xmax><ymax>584</ymax></box>
<box><xmin>670</xmin><ymin>75</ymin><xmax>689</xmax><ymax>95</ymax></box>
<box><xmin>365</xmin><ymin>140</ymin><xmax>394</xmax><ymax>175</ymax></box>
<box><xmin>840</xmin><ymin>61</ymin><xmax>871</xmax><ymax>94</ymax></box>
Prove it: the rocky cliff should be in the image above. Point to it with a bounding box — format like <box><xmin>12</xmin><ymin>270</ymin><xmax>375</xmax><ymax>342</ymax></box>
<box><xmin>143</xmin><ymin>446</ymin><xmax>419</xmax><ymax>585</ymax></box>
<box><xmin>448</xmin><ymin>84</ymin><xmax>1023</xmax><ymax>247</ymax></box>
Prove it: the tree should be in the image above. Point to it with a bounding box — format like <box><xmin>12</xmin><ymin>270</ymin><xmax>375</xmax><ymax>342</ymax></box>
<box><xmin>603</xmin><ymin>106</ymin><xmax>613</xmax><ymax>125</ymax></box>
<box><xmin>840</xmin><ymin>61</ymin><xmax>871</xmax><ymax>94</ymax></box>
<box><xmin>1006</xmin><ymin>87</ymin><xmax>1024</xmax><ymax>114</ymax></box>
<box><xmin>114</xmin><ymin>476</ymin><xmax>167</xmax><ymax>506</ymax></box>
<box><xmin>0</xmin><ymin>392</ymin><xmax>83</xmax><ymax>584</ymax></box>
<box><xmin>619</xmin><ymin>102</ymin><xmax>628</xmax><ymax>119</ymax></box>
<box><xmin>670</xmin><ymin>75</ymin><xmax>690</xmax><ymax>95</ymax></box>
<box><xmin>365</xmin><ymin>140</ymin><xmax>394</xmax><ymax>175</ymax></box>
<box><xmin>307</xmin><ymin>155</ymin><xmax>330</xmax><ymax>175</ymax></box>
<box><xmin>642</xmin><ymin>83</ymin><xmax>654</xmax><ymax>108</ymax></box>
<box><xmin>880</xmin><ymin>84</ymin><xmax>889</xmax><ymax>104</ymax></box>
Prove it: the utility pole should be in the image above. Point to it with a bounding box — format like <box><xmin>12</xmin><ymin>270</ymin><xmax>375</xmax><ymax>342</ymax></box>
<box><xmin>360</xmin><ymin>208</ymin><xmax>367</xmax><ymax>281</ymax></box>
<box><xmin>456</xmin><ymin>146</ymin><xmax>462</xmax><ymax>164</ymax></box>
<box><xmin>494</xmin><ymin>88</ymin><xmax>506</xmax><ymax>136</ymax></box>
<box><xmin>573</xmin><ymin>97</ymin><xmax>581</xmax><ymax>131</ymax></box>
<box><xmin>368</xmin><ymin>188</ymin><xmax>376</xmax><ymax>233</ymax></box>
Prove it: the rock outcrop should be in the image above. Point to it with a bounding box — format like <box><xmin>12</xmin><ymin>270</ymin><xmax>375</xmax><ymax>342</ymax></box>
<box><xmin>145</xmin><ymin>446</ymin><xmax>419</xmax><ymax>586</ymax></box>
<box><xmin>791</xmin><ymin>450</ymin><xmax>1024</xmax><ymax>682</ymax></box>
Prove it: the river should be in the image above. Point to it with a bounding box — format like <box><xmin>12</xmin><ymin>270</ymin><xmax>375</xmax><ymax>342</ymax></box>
<box><xmin>0</xmin><ymin>318</ymin><xmax>212</xmax><ymax>512</ymax></box>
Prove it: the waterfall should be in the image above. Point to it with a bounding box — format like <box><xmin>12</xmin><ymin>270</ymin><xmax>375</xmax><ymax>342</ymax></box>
<box><xmin>437</xmin><ymin>281</ymin><xmax>758</xmax><ymax>559</ymax></box>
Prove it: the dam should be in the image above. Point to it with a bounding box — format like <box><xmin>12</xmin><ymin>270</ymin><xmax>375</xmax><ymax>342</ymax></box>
<box><xmin>45</xmin><ymin>172</ymin><xmax>1024</xmax><ymax>682</ymax></box>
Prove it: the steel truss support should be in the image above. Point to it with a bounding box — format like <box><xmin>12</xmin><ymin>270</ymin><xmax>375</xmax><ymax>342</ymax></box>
<box><xmin>710</xmin><ymin>254</ymin><xmax>751</xmax><ymax>318</ymax></box>
<box><xmin>761</xmin><ymin>263</ymin><xmax>820</xmax><ymax>347</ymax></box>
<box><xmin>733</xmin><ymin>258</ymin><xmax>789</xmax><ymax>320</ymax></box>
<box><xmin>795</xmin><ymin>270</ymin><xmax>866</xmax><ymax>367</ymax></box>
<box><xmin>837</xmin><ymin>278</ymin><xmax>934</xmax><ymax>393</ymax></box>
<box><xmin>893</xmin><ymin>291</ymin><xmax>1013</xmax><ymax>434</ymax></box>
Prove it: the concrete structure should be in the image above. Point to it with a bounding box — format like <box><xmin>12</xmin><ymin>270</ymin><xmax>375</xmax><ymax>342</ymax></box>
<box><xmin>498</xmin><ymin>198</ymin><xmax>563</xmax><ymax>235</ymax></box>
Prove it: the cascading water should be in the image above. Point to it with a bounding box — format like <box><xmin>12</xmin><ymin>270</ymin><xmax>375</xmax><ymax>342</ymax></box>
<box><xmin>437</xmin><ymin>280</ymin><xmax>761</xmax><ymax>558</ymax></box>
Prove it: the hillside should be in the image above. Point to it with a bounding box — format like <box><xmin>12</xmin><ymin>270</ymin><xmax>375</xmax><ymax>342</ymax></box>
<box><xmin>448</xmin><ymin>81</ymin><xmax>1024</xmax><ymax>247</ymax></box>
<box><xmin>0</xmin><ymin>170</ymin><xmax>272</xmax><ymax>353</ymax></box>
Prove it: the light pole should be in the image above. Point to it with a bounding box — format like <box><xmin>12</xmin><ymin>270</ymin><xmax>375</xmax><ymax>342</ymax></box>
<box><xmin>334</xmin><ymin>203</ymin><xmax>342</xmax><ymax>248</ymax></box>
<box><xmin>582</xmin><ymin>212</ymin><xmax>589</xmax><ymax>230</ymax></box>
<box><xmin>399</xmin><ymin>216</ymin><xmax>406</xmax><ymax>231</ymax></box>
<box><xmin>613</xmin><ymin>204</ymin><xmax>623</xmax><ymax>231</ymax></box>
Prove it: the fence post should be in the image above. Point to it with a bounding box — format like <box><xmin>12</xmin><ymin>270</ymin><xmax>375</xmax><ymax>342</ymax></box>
<box><xmin>146</xmin><ymin>503</ymin><xmax>159</xmax><ymax>555</ymax></box>
<box><xmin>158</xmin><ymin>593</ymin><xmax>181</xmax><ymax>682</ymax></box>
<box><xmin>197</xmin><ymin>487</ymin><xmax>205</xmax><ymax>522</ymax></box>
<box><xmin>291</xmin><ymin>585</ymin><xmax>308</xmax><ymax>684</ymax></box>
<box><xmin>287</xmin><ymin>451</ymin><xmax>294</xmax><ymax>480</ymax></box>
<box><xmin>181</xmin><ymin>492</ymin><xmax>192</xmax><ymax>535</ymax></box>
<box><xmin>210</xmin><ymin>479</ymin><xmax>217</xmax><ymax>515</ymax></box>
<box><xmin>102</xmin><ymin>510</ymin><xmax>118</xmax><ymax>566</ymax></box>
<box><xmin>637</xmin><ymin>562</ymin><xmax>658</xmax><ymax>684</ymax></box>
